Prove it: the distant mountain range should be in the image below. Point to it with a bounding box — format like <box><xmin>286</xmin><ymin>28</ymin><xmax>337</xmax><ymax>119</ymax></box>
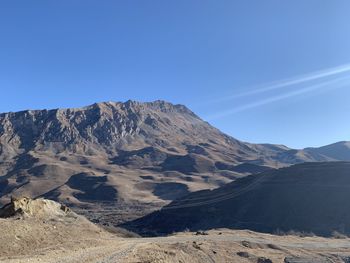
<box><xmin>0</xmin><ymin>100</ymin><xmax>349</xmax><ymax>224</ymax></box>
<box><xmin>124</xmin><ymin>162</ymin><xmax>350</xmax><ymax>237</ymax></box>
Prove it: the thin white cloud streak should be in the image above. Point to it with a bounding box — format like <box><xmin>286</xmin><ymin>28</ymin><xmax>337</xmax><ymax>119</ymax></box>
<box><xmin>206</xmin><ymin>76</ymin><xmax>350</xmax><ymax>120</ymax></box>
<box><xmin>212</xmin><ymin>63</ymin><xmax>350</xmax><ymax>103</ymax></box>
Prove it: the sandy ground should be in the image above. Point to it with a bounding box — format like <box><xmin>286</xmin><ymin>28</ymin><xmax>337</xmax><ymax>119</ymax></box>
<box><xmin>1</xmin><ymin>228</ymin><xmax>350</xmax><ymax>263</ymax></box>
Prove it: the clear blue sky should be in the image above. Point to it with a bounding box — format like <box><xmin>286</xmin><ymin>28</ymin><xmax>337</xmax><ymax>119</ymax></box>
<box><xmin>1</xmin><ymin>1</ymin><xmax>350</xmax><ymax>149</ymax></box>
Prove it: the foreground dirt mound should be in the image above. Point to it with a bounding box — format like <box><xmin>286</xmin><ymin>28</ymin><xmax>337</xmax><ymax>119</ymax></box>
<box><xmin>0</xmin><ymin>197</ymin><xmax>71</xmax><ymax>219</ymax></box>
<box><xmin>0</xmin><ymin>197</ymin><xmax>111</xmax><ymax>259</ymax></box>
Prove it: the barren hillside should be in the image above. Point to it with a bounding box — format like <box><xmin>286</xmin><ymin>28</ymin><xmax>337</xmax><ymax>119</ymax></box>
<box><xmin>0</xmin><ymin>101</ymin><xmax>349</xmax><ymax>225</ymax></box>
<box><xmin>125</xmin><ymin>162</ymin><xmax>350</xmax><ymax>237</ymax></box>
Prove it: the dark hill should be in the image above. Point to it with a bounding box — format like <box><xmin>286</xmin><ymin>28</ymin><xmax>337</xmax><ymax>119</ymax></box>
<box><xmin>124</xmin><ymin>162</ymin><xmax>350</xmax><ymax>237</ymax></box>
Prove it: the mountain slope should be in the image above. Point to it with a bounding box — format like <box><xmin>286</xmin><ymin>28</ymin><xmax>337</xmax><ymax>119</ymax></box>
<box><xmin>304</xmin><ymin>141</ymin><xmax>350</xmax><ymax>161</ymax></box>
<box><xmin>0</xmin><ymin>100</ymin><xmax>349</xmax><ymax>225</ymax></box>
<box><xmin>124</xmin><ymin>162</ymin><xmax>350</xmax><ymax>236</ymax></box>
<box><xmin>0</xmin><ymin>100</ymin><xmax>279</xmax><ymax>223</ymax></box>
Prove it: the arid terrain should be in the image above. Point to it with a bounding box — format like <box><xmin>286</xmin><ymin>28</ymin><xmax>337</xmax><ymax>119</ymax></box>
<box><xmin>2</xmin><ymin>0</ymin><xmax>349</xmax><ymax>260</ymax></box>
<box><xmin>125</xmin><ymin>162</ymin><xmax>350</xmax><ymax>237</ymax></box>
<box><xmin>2</xmin><ymin>225</ymin><xmax>350</xmax><ymax>263</ymax></box>
<box><xmin>1</xmin><ymin>101</ymin><xmax>350</xmax><ymax>226</ymax></box>
<box><xmin>0</xmin><ymin>219</ymin><xmax>350</xmax><ymax>263</ymax></box>
<box><xmin>0</xmin><ymin>197</ymin><xmax>350</xmax><ymax>263</ymax></box>
<box><xmin>2</xmin><ymin>102</ymin><xmax>350</xmax><ymax>262</ymax></box>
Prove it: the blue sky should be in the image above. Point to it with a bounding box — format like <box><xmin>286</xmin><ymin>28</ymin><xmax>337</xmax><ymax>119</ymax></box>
<box><xmin>1</xmin><ymin>1</ymin><xmax>350</xmax><ymax>148</ymax></box>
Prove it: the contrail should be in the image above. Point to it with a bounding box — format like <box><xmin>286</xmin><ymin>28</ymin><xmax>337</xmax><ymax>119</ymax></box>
<box><xmin>206</xmin><ymin>75</ymin><xmax>350</xmax><ymax>120</ymax></box>
<box><xmin>212</xmin><ymin>63</ymin><xmax>350</xmax><ymax>103</ymax></box>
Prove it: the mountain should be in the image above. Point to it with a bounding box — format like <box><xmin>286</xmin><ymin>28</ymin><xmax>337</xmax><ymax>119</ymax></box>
<box><xmin>0</xmin><ymin>101</ymin><xmax>273</xmax><ymax>212</ymax></box>
<box><xmin>304</xmin><ymin>141</ymin><xmax>350</xmax><ymax>161</ymax></box>
<box><xmin>124</xmin><ymin>162</ymin><xmax>350</xmax><ymax>237</ymax></box>
<box><xmin>0</xmin><ymin>100</ymin><xmax>349</xmax><ymax>225</ymax></box>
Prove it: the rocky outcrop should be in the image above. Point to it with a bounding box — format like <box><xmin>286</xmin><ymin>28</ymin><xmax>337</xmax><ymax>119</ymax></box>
<box><xmin>0</xmin><ymin>197</ymin><xmax>72</xmax><ymax>219</ymax></box>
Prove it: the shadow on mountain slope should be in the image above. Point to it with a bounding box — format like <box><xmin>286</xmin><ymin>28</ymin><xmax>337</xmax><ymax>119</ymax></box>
<box><xmin>122</xmin><ymin>162</ymin><xmax>350</xmax><ymax>237</ymax></box>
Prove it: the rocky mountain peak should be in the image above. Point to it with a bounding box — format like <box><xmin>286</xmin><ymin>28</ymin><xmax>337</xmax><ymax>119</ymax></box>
<box><xmin>0</xmin><ymin>100</ymin><xmax>212</xmax><ymax>158</ymax></box>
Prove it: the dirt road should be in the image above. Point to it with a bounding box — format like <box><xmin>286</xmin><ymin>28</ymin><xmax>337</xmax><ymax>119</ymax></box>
<box><xmin>3</xmin><ymin>230</ymin><xmax>350</xmax><ymax>263</ymax></box>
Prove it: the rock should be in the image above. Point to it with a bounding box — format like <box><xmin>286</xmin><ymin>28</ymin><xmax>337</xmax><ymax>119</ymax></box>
<box><xmin>258</xmin><ymin>257</ymin><xmax>273</xmax><ymax>263</ymax></box>
<box><xmin>284</xmin><ymin>257</ymin><xmax>333</xmax><ymax>263</ymax></box>
<box><xmin>0</xmin><ymin>197</ymin><xmax>74</xmax><ymax>219</ymax></box>
<box><xmin>237</xmin><ymin>251</ymin><xmax>250</xmax><ymax>258</ymax></box>
<box><xmin>195</xmin><ymin>231</ymin><xmax>208</xmax><ymax>236</ymax></box>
